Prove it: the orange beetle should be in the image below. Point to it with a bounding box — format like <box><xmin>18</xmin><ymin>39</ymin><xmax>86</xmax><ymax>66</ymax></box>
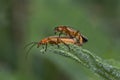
<box><xmin>54</xmin><ymin>25</ymin><xmax>88</xmax><ymax>46</ymax></box>
<box><xmin>25</xmin><ymin>36</ymin><xmax>79</xmax><ymax>58</ymax></box>
<box><xmin>37</xmin><ymin>36</ymin><xmax>79</xmax><ymax>50</ymax></box>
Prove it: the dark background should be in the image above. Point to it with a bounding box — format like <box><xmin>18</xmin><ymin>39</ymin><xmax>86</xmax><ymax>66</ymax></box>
<box><xmin>0</xmin><ymin>0</ymin><xmax>120</xmax><ymax>80</ymax></box>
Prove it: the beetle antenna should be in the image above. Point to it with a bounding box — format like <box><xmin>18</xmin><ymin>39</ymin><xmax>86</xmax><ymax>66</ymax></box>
<box><xmin>24</xmin><ymin>42</ymin><xmax>38</xmax><ymax>59</ymax></box>
<box><xmin>24</xmin><ymin>42</ymin><xmax>38</xmax><ymax>49</ymax></box>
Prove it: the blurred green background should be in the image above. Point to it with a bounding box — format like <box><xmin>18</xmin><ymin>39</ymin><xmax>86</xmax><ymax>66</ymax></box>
<box><xmin>0</xmin><ymin>0</ymin><xmax>120</xmax><ymax>80</ymax></box>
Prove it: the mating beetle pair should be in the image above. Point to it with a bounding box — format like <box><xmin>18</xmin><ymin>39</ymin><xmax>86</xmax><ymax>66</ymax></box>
<box><xmin>25</xmin><ymin>26</ymin><xmax>88</xmax><ymax>57</ymax></box>
<box><xmin>37</xmin><ymin>25</ymin><xmax>88</xmax><ymax>50</ymax></box>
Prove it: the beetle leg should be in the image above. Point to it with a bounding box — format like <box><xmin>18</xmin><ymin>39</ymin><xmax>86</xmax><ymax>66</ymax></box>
<box><xmin>75</xmin><ymin>30</ymin><xmax>79</xmax><ymax>36</ymax></box>
<box><xmin>56</xmin><ymin>38</ymin><xmax>60</xmax><ymax>48</ymax></box>
<box><xmin>59</xmin><ymin>32</ymin><xmax>62</xmax><ymax>37</ymax></box>
<box><xmin>60</xmin><ymin>39</ymin><xmax>70</xmax><ymax>50</ymax></box>
<box><xmin>74</xmin><ymin>30</ymin><xmax>81</xmax><ymax>42</ymax></box>
<box><xmin>45</xmin><ymin>43</ymin><xmax>47</xmax><ymax>51</ymax></box>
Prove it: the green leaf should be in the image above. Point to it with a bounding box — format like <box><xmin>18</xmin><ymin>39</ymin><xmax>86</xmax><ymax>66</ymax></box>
<box><xmin>40</xmin><ymin>44</ymin><xmax>120</xmax><ymax>80</ymax></box>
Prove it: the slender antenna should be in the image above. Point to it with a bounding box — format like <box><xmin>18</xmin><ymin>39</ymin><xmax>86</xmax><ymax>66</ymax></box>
<box><xmin>24</xmin><ymin>42</ymin><xmax>38</xmax><ymax>59</ymax></box>
<box><xmin>24</xmin><ymin>42</ymin><xmax>38</xmax><ymax>49</ymax></box>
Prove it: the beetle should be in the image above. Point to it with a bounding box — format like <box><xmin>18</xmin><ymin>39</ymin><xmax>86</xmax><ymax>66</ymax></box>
<box><xmin>54</xmin><ymin>25</ymin><xmax>88</xmax><ymax>46</ymax></box>
<box><xmin>25</xmin><ymin>36</ymin><xmax>79</xmax><ymax>58</ymax></box>
<box><xmin>37</xmin><ymin>36</ymin><xmax>79</xmax><ymax>50</ymax></box>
